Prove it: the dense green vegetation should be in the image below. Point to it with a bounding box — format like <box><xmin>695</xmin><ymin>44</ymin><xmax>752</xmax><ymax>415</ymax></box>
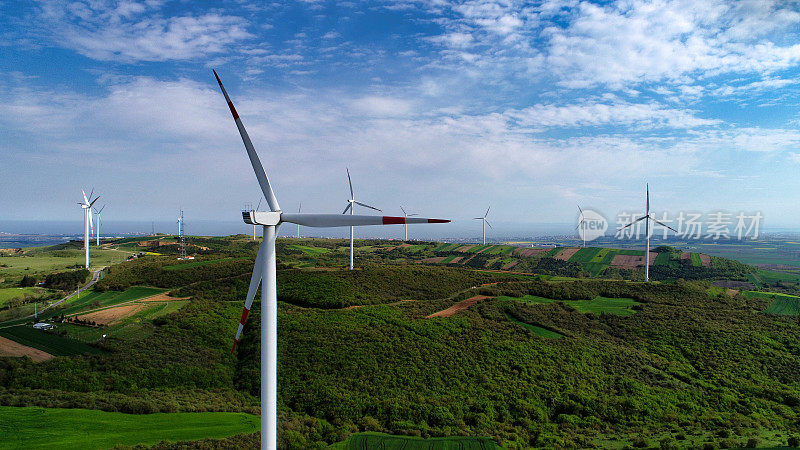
<box><xmin>1</xmin><ymin>237</ymin><xmax>799</xmax><ymax>448</ymax></box>
<box><xmin>330</xmin><ymin>432</ymin><xmax>500</xmax><ymax>449</ymax></box>
<box><xmin>0</xmin><ymin>406</ymin><xmax>259</xmax><ymax>449</ymax></box>
<box><xmin>43</xmin><ymin>269</ymin><xmax>89</xmax><ymax>291</ymax></box>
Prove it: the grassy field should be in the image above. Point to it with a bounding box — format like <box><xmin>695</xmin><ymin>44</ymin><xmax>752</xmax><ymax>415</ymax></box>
<box><xmin>0</xmin><ymin>325</ymin><xmax>102</xmax><ymax>356</ymax></box>
<box><xmin>331</xmin><ymin>432</ymin><xmax>500</xmax><ymax>449</ymax></box>
<box><xmin>499</xmin><ymin>295</ymin><xmax>641</xmax><ymax>316</ymax></box>
<box><xmin>0</xmin><ymin>406</ymin><xmax>259</xmax><ymax>449</ymax></box>
<box><xmin>0</xmin><ymin>248</ymin><xmax>132</xmax><ymax>277</ymax></box>
<box><xmin>0</xmin><ymin>287</ymin><xmax>45</xmax><ymax>307</ymax></box>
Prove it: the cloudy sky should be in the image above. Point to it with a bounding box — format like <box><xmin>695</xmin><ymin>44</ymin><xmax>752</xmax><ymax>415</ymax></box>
<box><xmin>2</xmin><ymin>0</ymin><xmax>800</xmax><ymax>235</ymax></box>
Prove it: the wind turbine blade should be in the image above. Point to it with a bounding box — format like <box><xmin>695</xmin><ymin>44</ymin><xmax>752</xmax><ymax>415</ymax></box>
<box><xmin>409</xmin><ymin>214</ymin><xmax>419</xmax><ymax>217</ymax></box>
<box><xmin>577</xmin><ymin>204</ymin><xmax>583</xmax><ymax>215</ymax></box>
<box><xmin>484</xmin><ymin>220</ymin><xmax>493</xmax><ymax>229</ymax></box>
<box><xmin>213</xmin><ymin>70</ymin><xmax>280</xmax><ymax>212</ymax></box>
<box><xmin>342</xmin><ymin>203</ymin><xmax>352</xmax><ymax>214</ymax></box>
<box><xmin>82</xmin><ymin>190</ymin><xmax>88</xmax><ymax>204</ymax></box>
<box><xmin>346</xmin><ymin>168</ymin><xmax>354</xmax><ymax>200</ymax></box>
<box><xmin>651</xmin><ymin>218</ymin><xmax>678</xmax><ymax>233</ymax></box>
<box><xmin>88</xmin><ymin>188</ymin><xmax>94</xmax><ymax>202</ymax></box>
<box><xmin>298</xmin><ymin>203</ymin><xmax>301</xmax><ymax>213</ymax></box>
<box><xmin>98</xmin><ymin>205</ymin><xmax>105</xmax><ymax>214</ymax></box>
<box><xmin>401</xmin><ymin>206</ymin><xmax>407</xmax><ymax>216</ymax></box>
<box><xmin>484</xmin><ymin>206</ymin><xmax>491</xmax><ymax>218</ymax></box>
<box><xmin>646</xmin><ymin>183</ymin><xmax>650</xmax><ymax>213</ymax></box>
<box><xmin>618</xmin><ymin>215</ymin><xmax>648</xmax><ymax>230</ymax></box>
<box><xmin>89</xmin><ymin>196</ymin><xmax>100</xmax><ymax>208</ymax></box>
<box><xmin>473</xmin><ymin>217</ymin><xmax>483</xmax><ymax>220</ymax></box>
<box><xmin>281</xmin><ymin>213</ymin><xmax>449</xmax><ymax>227</ymax></box>
<box><xmin>232</xmin><ymin>238</ymin><xmax>267</xmax><ymax>352</ymax></box>
<box><xmin>256</xmin><ymin>197</ymin><xmax>262</xmax><ymax>210</ymax></box>
<box><xmin>89</xmin><ymin>210</ymin><xmax>94</xmax><ymax>233</ymax></box>
<box><xmin>354</xmin><ymin>201</ymin><xmax>381</xmax><ymax>212</ymax></box>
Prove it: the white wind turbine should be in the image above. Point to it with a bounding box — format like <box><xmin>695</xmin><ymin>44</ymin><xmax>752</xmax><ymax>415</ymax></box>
<box><xmin>341</xmin><ymin>168</ymin><xmax>381</xmax><ymax>270</ymax></box>
<box><xmin>401</xmin><ymin>206</ymin><xmax>418</xmax><ymax>241</ymax></box>
<box><xmin>296</xmin><ymin>203</ymin><xmax>301</xmax><ymax>238</ymax></box>
<box><xmin>94</xmin><ymin>205</ymin><xmax>105</xmax><ymax>246</ymax></box>
<box><xmin>576</xmin><ymin>205</ymin><xmax>587</xmax><ymax>248</ymax></box>
<box><xmin>78</xmin><ymin>189</ymin><xmax>100</xmax><ymax>269</ymax></box>
<box><xmin>618</xmin><ymin>183</ymin><xmax>677</xmax><ymax>282</ymax></box>
<box><xmin>474</xmin><ymin>206</ymin><xmax>492</xmax><ymax>245</ymax></box>
<box><xmin>213</xmin><ymin>70</ymin><xmax>450</xmax><ymax>450</ymax></box>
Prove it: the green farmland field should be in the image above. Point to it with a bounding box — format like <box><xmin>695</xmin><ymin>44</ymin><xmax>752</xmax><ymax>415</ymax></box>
<box><xmin>499</xmin><ymin>295</ymin><xmax>641</xmax><ymax>316</ymax></box>
<box><xmin>0</xmin><ymin>406</ymin><xmax>259</xmax><ymax>449</ymax></box>
<box><xmin>744</xmin><ymin>291</ymin><xmax>800</xmax><ymax>316</ymax></box>
<box><xmin>568</xmin><ymin>247</ymin><xmax>602</xmax><ymax>263</ymax></box>
<box><xmin>331</xmin><ymin>432</ymin><xmax>499</xmax><ymax>450</ymax></box>
<box><xmin>0</xmin><ymin>325</ymin><xmax>102</xmax><ymax>356</ymax></box>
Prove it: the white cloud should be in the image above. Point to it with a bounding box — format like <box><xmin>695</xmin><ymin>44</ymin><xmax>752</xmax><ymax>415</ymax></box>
<box><xmin>33</xmin><ymin>1</ymin><xmax>253</xmax><ymax>62</ymax></box>
<box><xmin>420</xmin><ymin>0</ymin><xmax>800</xmax><ymax>93</ymax></box>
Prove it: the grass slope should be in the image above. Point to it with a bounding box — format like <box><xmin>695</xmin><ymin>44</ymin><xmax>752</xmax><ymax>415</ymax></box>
<box><xmin>504</xmin><ymin>312</ymin><xmax>563</xmax><ymax>339</ymax></box>
<box><xmin>0</xmin><ymin>406</ymin><xmax>259</xmax><ymax>449</ymax></box>
<box><xmin>0</xmin><ymin>325</ymin><xmax>102</xmax><ymax>356</ymax></box>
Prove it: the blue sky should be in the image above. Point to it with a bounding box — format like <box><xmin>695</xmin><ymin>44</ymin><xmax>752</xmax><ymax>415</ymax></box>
<box><xmin>2</xmin><ymin>0</ymin><xmax>800</xmax><ymax>236</ymax></box>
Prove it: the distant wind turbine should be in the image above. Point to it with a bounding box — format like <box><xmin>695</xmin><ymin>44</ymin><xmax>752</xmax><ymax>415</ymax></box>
<box><xmin>78</xmin><ymin>189</ymin><xmax>100</xmax><ymax>268</ymax></box>
<box><xmin>576</xmin><ymin>205</ymin><xmax>587</xmax><ymax>248</ymax></box>
<box><xmin>474</xmin><ymin>206</ymin><xmax>492</xmax><ymax>245</ymax></box>
<box><xmin>401</xmin><ymin>206</ymin><xmax>418</xmax><ymax>241</ymax></box>
<box><xmin>177</xmin><ymin>209</ymin><xmax>183</xmax><ymax>237</ymax></box>
<box><xmin>297</xmin><ymin>203</ymin><xmax>301</xmax><ymax>238</ymax></box>
<box><xmin>618</xmin><ymin>183</ymin><xmax>677</xmax><ymax>282</ymax></box>
<box><xmin>94</xmin><ymin>205</ymin><xmax>105</xmax><ymax>246</ymax></box>
<box><xmin>341</xmin><ymin>168</ymin><xmax>381</xmax><ymax>270</ymax></box>
<box><xmin>213</xmin><ymin>69</ymin><xmax>449</xmax><ymax>450</ymax></box>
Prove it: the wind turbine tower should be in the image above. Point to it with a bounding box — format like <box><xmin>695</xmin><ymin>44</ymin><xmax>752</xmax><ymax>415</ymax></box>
<box><xmin>94</xmin><ymin>205</ymin><xmax>105</xmax><ymax>247</ymax></box>
<box><xmin>78</xmin><ymin>189</ymin><xmax>99</xmax><ymax>269</ymax></box>
<box><xmin>297</xmin><ymin>203</ymin><xmax>301</xmax><ymax>238</ymax></box>
<box><xmin>401</xmin><ymin>206</ymin><xmax>418</xmax><ymax>241</ymax></box>
<box><xmin>577</xmin><ymin>205</ymin><xmax>587</xmax><ymax>248</ymax></box>
<box><xmin>618</xmin><ymin>184</ymin><xmax>677</xmax><ymax>282</ymax></box>
<box><xmin>213</xmin><ymin>70</ymin><xmax>450</xmax><ymax>450</ymax></box>
<box><xmin>341</xmin><ymin>168</ymin><xmax>381</xmax><ymax>270</ymax></box>
<box><xmin>474</xmin><ymin>206</ymin><xmax>492</xmax><ymax>245</ymax></box>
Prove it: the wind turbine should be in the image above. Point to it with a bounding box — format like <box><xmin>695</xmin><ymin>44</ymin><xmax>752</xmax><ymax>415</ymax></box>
<box><xmin>94</xmin><ymin>205</ymin><xmax>105</xmax><ymax>246</ymax></box>
<box><xmin>618</xmin><ymin>183</ymin><xmax>677</xmax><ymax>282</ymax></box>
<box><xmin>78</xmin><ymin>189</ymin><xmax>99</xmax><ymax>269</ymax></box>
<box><xmin>213</xmin><ymin>69</ymin><xmax>449</xmax><ymax>450</ymax></box>
<box><xmin>401</xmin><ymin>206</ymin><xmax>418</xmax><ymax>241</ymax></box>
<box><xmin>177</xmin><ymin>210</ymin><xmax>183</xmax><ymax>237</ymax></box>
<box><xmin>576</xmin><ymin>205</ymin><xmax>587</xmax><ymax>248</ymax></box>
<box><xmin>296</xmin><ymin>203</ymin><xmax>301</xmax><ymax>238</ymax></box>
<box><xmin>473</xmin><ymin>206</ymin><xmax>492</xmax><ymax>245</ymax></box>
<box><xmin>342</xmin><ymin>168</ymin><xmax>381</xmax><ymax>270</ymax></box>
